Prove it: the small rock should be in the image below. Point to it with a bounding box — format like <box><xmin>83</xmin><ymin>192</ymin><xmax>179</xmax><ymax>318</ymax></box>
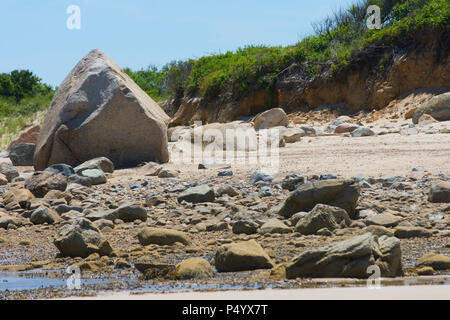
<box><xmin>176</xmin><ymin>257</ymin><xmax>214</xmax><ymax>279</ymax></box>
<box><xmin>215</xmin><ymin>240</ymin><xmax>274</xmax><ymax>272</ymax></box>
<box><xmin>137</xmin><ymin>227</ymin><xmax>189</xmax><ymax>246</ymax></box>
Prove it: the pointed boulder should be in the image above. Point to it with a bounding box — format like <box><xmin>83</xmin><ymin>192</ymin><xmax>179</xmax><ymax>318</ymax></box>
<box><xmin>34</xmin><ymin>49</ymin><xmax>170</xmax><ymax>170</ymax></box>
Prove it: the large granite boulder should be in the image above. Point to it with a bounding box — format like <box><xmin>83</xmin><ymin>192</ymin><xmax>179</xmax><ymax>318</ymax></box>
<box><xmin>285</xmin><ymin>233</ymin><xmax>402</xmax><ymax>279</ymax></box>
<box><xmin>34</xmin><ymin>49</ymin><xmax>170</xmax><ymax>171</ymax></box>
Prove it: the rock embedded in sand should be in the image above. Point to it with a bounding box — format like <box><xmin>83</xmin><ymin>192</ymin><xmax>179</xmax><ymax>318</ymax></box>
<box><xmin>285</xmin><ymin>233</ymin><xmax>402</xmax><ymax>279</ymax></box>
<box><xmin>2</xmin><ymin>188</ymin><xmax>35</xmax><ymax>209</ymax></box>
<box><xmin>44</xmin><ymin>164</ymin><xmax>75</xmax><ymax>177</ymax></box>
<box><xmin>137</xmin><ymin>227</ymin><xmax>189</xmax><ymax>246</ymax></box>
<box><xmin>215</xmin><ymin>239</ymin><xmax>274</xmax><ymax>272</ymax></box>
<box><xmin>274</xmin><ymin>179</ymin><xmax>360</xmax><ymax>219</ymax></box>
<box><xmin>394</xmin><ymin>226</ymin><xmax>432</xmax><ymax>238</ymax></box>
<box><xmin>33</xmin><ymin>49</ymin><xmax>170</xmax><ymax>171</ymax></box>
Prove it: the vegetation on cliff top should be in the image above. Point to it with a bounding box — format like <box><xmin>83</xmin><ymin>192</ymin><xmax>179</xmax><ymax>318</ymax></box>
<box><xmin>126</xmin><ymin>0</ymin><xmax>449</xmax><ymax>102</ymax></box>
<box><xmin>0</xmin><ymin>70</ymin><xmax>54</xmax><ymax>150</ymax></box>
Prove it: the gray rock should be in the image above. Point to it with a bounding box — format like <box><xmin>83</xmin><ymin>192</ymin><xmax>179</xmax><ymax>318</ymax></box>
<box><xmin>177</xmin><ymin>185</ymin><xmax>215</xmax><ymax>204</ymax></box>
<box><xmin>215</xmin><ymin>239</ymin><xmax>274</xmax><ymax>272</ymax></box>
<box><xmin>137</xmin><ymin>227</ymin><xmax>189</xmax><ymax>246</ymax></box>
<box><xmin>351</xmin><ymin>127</ymin><xmax>376</xmax><ymax>137</ymax></box>
<box><xmin>8</xmin><ymin>143</ymin><xmax>35</xmax><ymax>166</ymax></box>
<box><xmin>45</xmin><ymin>164</ymin><xmax>75</xmax><ymax>177</ymax></box>
<box><xmin>232</xmin><ymin>220</ymin><xmax>259</xmax><ymax>235</ymax></box>
<box><xmin>285</xmin><ymin>233</ymin><xmax>402</xmax><ymax>279</ymax></box>
<box><xmin>274</xmin><ymin>179</ymin><xmax>360</xmax><ymax>219</ymax></box>
<box><xmin>81</xmin><ymin>169</ymin><xmax>107</xmax><ymax>185</ymax></box>
<box><xmin>394</xmin><ymin>226</ymin><xmax>432</xmax><ymax>238</ymax></box>
<box><xmin>54</xmin><ymin>204</ymin><xmax>83</xmax><ymax>215</ymax></box>
<box><xmin>249</xmin><ymin>169</ymin><xmax>274</xmax><ymax>185</ymax></box>
<box><xmin>113</xmin><ymin>203</ymin><xmax>147</xmax><ymax>222</ymax></box>
<box><xmin>74</xmin><ymin>157</ymin><xmax>115</xmax><ymax>174</ymax></box>
<box><xmin>53</xmin><ymin>218</ymin><xmax>113</xmax><ymax>258</ymax></box>
<box><xmin>428</xmin><ymin>180</ymin><xmax>450</xmax><ymax>203</ymax></box>
<box><xmin>67</xmin><ymin>174</ymin><xmax>92</xmax><ymax>187</ymax></box>
<box><xmin>215</xmin><ymin>185</ymin><xmax>239</xmax><ymax>197</ymax></box>
<box><xmin>25</xmin><ymin>171</ymin><xmax>67</xmax><ymax>198</ymax></box>
<box><xmin>364</xmin><ymin>212</ymin><xmax>402</xmax><ymax>227</ymax></box>
<box><xmin>93</xmin><ymin>219</ymin><xmax>115</xmax><ymax>230</ymax></box>
<box><xmin>61</xmin><ymin>210</ymin><xmax>85</xmax><ymax>221</ymax></box>
<box><xmin>85</xmin><ymin>209</ymin><xmax>118</xmax><ymax>222</ymax></box>
<box><xmin>281</xmin><ymin>174</ymin><xmax>305</xmax><ymax>191</ymax></box>
<box><xmin>294</xmin><ymin>204</ymin><xmax>351</xmax><ymax>235</ymax></box>
<box><xmin>413</xmin><ymin>92</ymin><xmax>450</xmax><ymax>124</ymax></box>
<box><xmin>0</xmin><ymin>163</ymin><xmax>19</xmax><ymax>182</ymax></box>
<box><xmin>30</xmin><ymin>207</ymin><xmax>59</xmax><ymax>225</ymax></box>
<box><xmin>259</xmin><ymin>219</ymin><xmax>292</xmax><ymax>234</ymax></box>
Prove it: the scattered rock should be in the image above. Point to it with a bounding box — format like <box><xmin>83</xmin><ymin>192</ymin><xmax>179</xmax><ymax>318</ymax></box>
<box><xmin>8</xmin><ymin>143</ymin><xmax>35</xmax><ymax>166</ymax></box>
<box><xmin>415</xmin><ymin>253</ymin><xmax>450</xmax><ymax>270</ymax></box>
<box><xmin>274</xmin><ymin>179</ymin><xmax>360</xmax><ymax>219</ymax></box>
<box><xmin>137</xmin><ymin>227</ymin><xmax>189</xmax><ymax>246</ymax></box>
<box><xmin>351</xmin><ymin>127</ymin><xmax>376</xmax><ymax>137</ymax></box>
<box><xmin>215</xmin><ymin>240</ymin><xmax>274</xmax><ymax>272</ymax></box>
<box><xmin>364</xmin><ymin>212</ymin><xmax>402</xmax><ymax>227</ymax></box>
<box><xmin>177</xmin><ymin>185</ymin><xmax>215</xmax><ymax>204</ymax></box>
<box><xmin>215</xmin><ymin>185</ymin><xmax>239</xmax><ymax>197</ymax></box>
<box><xmin>2</xmin><ymin>188</ymin><xmax>35</xmax><ymax>209</ymax></box>
<box><xmin>394</xmin><ymin>226</ymin><xmax>432</xmax><ymax>238</ymax></box>
<box><xmin>80</xmin><ymin>169</ymin><xmax>107</xmax><ymax>185</ymax></box>
<box><xmin>334</xmin><ymin>123</ymin><xmax>360</xmax><ymax>134</ymax></box>
<box><xmin>232</xmin><ymin>220</ymin><xmax>259</xmax><ymax>235</ymax></box>
<box><xmin>281</xmin><ymin>174</ymin><xmax>305</xmax><ymax>191</ymax></box>
<box><xmin>25</xmin><ymin>171</ymin><xmax>67</xmax><ymax>198</ymax></box>
<box><xmin>0</xmin><ymin>163</ymin><xmax>19</xmax><ymax>182</ymax></box>
<box><xmin>45</xmin><ymin>164</ymin><xmax>75</xmax><ymax>177</ymax></box>
<box><xmin>259</xmin><ymin>219</ymin><xmax>292</xmax><ymax>234</ymax></box>
<box><xmin>285</xmin><ymin>233</ymin><xmax>402</xmax><ymax>278</ymax></box>
<box><xmin>428</xmin><ymin>180</ymin><xmax>450</xmax><ymax>203</ymax></box>
<box><xmin>249</xmin><ymin>169</ymin><xmax>274</xmax><ymax>185</ymax></box>
<box><xmin>53</xmin><ymin>218</ymin><xmax>114</xmax><ymax>258</ymax></box>
<box><xmin>294</xmin><ymin>204</ymin><xmax>351</xmax><ymax>235</ymax></box>
<box><xmin>176</xmin><ymin>257</ymin><xmax>214</xmax><ymax>279</ymax></box>
<box><xmin>114</xmin><ymin>203</ymin><xmax>147</xmax><ymax>222</ymax></box>
<box><xmin>413</xmin><ymin>92</ymin><xmax>450</xmax><ymax>124</ymax></box>
<box><xmin>74</xmin><ymin>157</ymin><xmax>115</xmax><ymax>174</ymax></box>
<box><xmin>252</xmin><ymin>108</ymin><xmax>289</xmax><ymax>130</ymax></box>
<box><xmin>30</xmin><ymin>207</ymin><xmax>59</xmax><ymax>225</ymax></box>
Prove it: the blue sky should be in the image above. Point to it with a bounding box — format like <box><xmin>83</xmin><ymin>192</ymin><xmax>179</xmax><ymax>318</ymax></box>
<box><xmin>0</xmin><ymin>0</ymin><xmax>350</xmax><ymax>87</ymax></box>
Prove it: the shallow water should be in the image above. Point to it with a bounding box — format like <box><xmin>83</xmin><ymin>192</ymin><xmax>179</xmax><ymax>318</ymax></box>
<box><xmin>0</xmin><ymin>272</ymin><xmax>124</xmax><ymax>291</ymax></box>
